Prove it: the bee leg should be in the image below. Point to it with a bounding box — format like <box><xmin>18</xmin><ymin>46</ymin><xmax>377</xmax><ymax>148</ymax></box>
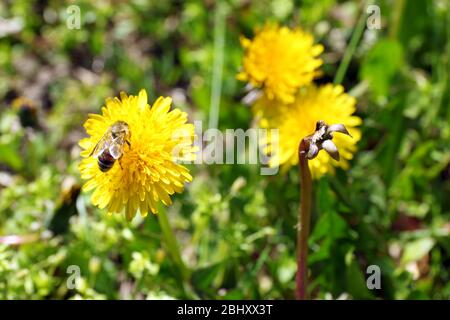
<box><xmin>126</xmin><ymin>140</ymin><xmax>131</xmax><ymax>149</ymax></box>
<box><xmin>119</xmin><ymin>159</ymin><xmax>123</xmax><ymax>170</ymax></box>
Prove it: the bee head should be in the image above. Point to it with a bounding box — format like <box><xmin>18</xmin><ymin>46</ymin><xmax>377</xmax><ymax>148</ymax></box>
<box><xmin>111</xmin><ymin>121</ymin><xmax>130</xmax><ymax>139</ymax></box>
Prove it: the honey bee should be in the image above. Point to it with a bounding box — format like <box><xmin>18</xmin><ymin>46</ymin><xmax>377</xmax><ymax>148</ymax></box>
<box><xmin>90</xmin><ymin>121</ymin><xmax>131</xmax><ymax>172</ymax></box>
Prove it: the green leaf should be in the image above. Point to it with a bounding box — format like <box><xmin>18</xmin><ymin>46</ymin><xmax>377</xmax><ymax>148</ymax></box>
<box><xmin>360</xmin><ymin>39</ymin><xmax>404</xmax><ymax>97</ymax></box>
<box><xmin>0</xmin><ymin>140</ymin><xmax>22</xmax><ymax>170</ymax></box>
<box><xmin>345</xmin><ymin>249</ymin><xmax>374</xmax><ymax>299</ymax></box>
<box><xmin>401</xmin><ymin>237</ymin><xmax>435</xmax><ymax>265</ymax></box>
<box><xmin>277</xmin><ymin>257</ymin><xmax>296</xmax><ymax>284</ymax></box>
<box><xmin>309</xmin><ymin>211</ymin><xmax>350</xmax><ymax>264</ymax></box>
<box><xmin>310</xmin><ymin>211</ymin><xmax>348</xmax><ymax>243</ymax></box>
<box><xmin>191</xmin><ymin>262</ymin><xmax>224</xmax><ymax>291</ymax></box>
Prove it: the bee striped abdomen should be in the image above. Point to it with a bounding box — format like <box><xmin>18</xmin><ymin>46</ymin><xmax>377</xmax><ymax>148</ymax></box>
<box><xmin>91</xmin><ymin>121</ymin><xmax>130</xmax><ymax>173</ymax></box>
<box><xmin>97</xmin><ymin>150</ymin><xmax>115</xmax><ymax>172</ymax></box>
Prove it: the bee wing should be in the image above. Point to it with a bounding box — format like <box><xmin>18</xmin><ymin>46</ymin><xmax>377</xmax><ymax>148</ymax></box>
<box><xmin>90</xmin><ymin>129</ymin><xmax>112</xmax><ymax>158</ymax></box>
<box><xmin>109</xmin><ymin>138</ymin><xmax>125</xmax><ymax>159</ymax></box>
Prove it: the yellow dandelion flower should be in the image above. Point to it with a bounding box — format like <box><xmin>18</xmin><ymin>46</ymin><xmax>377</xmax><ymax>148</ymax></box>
<box><xmin>254</xmin><ymin>84</ymin><xmax>362</xmax><ymax>178</ymax></box>
<box><xmin>237</xmin><ymin>23</ymin><xmax>323</xmax><ymax>104</ymax></box>
<box><xmin>78</xmin><ymin>89</ymin><xmax>196</xmax><ymax>221</ymax></box>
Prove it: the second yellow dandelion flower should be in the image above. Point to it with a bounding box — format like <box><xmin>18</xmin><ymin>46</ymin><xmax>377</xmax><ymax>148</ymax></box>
<box><xmin>237</xmin><ymin>23</ymin><xmax>323</xmax><ymax>104</ymax></box>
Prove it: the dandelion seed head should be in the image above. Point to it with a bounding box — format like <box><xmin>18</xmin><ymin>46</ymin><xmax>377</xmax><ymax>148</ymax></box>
<box><xmin>254</xmin><ymin>84</ymin><xmax>362</xmax><ymax>178</ymax></box>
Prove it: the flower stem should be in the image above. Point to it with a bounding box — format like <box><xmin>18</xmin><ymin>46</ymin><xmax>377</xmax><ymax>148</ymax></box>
<box><xmin>296</xmin><ymin>139</ymin><xmax>313</xmax><ymax>300</ymax></box>
<box><xmin>157</xmin><ymin>205</ymin><xmax>190</xmax><ymax>281</ymax></box>
<box><xmin>157</xmin><ymin>206</ymin><xmax>199</xmax><ymax>299</ymax></box>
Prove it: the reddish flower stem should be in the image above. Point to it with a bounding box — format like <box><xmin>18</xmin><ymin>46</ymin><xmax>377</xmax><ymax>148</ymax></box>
<box><xmin>296</xmin><ymin>138</ymin><xmax>312</xmax><ymax>300</ymax></box>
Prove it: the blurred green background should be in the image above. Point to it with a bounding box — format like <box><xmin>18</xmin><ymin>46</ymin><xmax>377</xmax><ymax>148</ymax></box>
<box><xmin>0</xmin><ymin>0</ymin><xmax>449</xmax><ymax>299</ymax></box>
